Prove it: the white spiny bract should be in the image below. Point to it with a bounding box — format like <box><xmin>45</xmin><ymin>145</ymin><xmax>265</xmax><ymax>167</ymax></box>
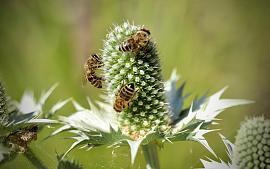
<box><xmin>102</xmin><ymin>22</ymin><xmax>170</xmax><ymax>139</ymax></box>
<box><xmin>233</xmin><ymin>117</ymin><xmax>270</xmax><ymax>169</ymax></box>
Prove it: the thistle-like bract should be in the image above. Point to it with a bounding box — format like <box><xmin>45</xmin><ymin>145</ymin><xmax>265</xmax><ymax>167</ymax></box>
<box><xmin>233</xmin><ymin>116</ymin><xmax>270</xmax><ymax>169</ymax></box>
<box><xmin>102</xmin><ymin>22</ymin><xmax>170</xmax><ymax>139</ymax></box>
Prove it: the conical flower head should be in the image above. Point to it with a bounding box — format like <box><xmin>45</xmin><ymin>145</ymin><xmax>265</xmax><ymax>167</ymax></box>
<box><xmin>102</xmin><ymin>22</ymin><xmax>170</xmax><ymax>139</ymax></box>
<box><xmin>233</xmin><ymin>116</ymin><xmax>270</xmax><ymax>169</ymax></box>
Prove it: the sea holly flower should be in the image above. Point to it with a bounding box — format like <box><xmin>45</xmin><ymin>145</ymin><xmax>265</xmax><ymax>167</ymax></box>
<box><xmin>51</xmin><ymin>22</ymin><xmax>252</xmax><ymax>168</ymax></box>
<box><xmin>0</xmin><ymin>82</ymin><xmax>69</xmax><ymax>167</ymax></box>
<box><xmin>200</xmin><ymin>116</ymin><xmax>270</xmax><ymax>169</ymax></box>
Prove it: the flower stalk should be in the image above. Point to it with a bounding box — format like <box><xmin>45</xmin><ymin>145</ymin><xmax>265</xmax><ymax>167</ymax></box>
<box><xmin>142</xmin><ymin>142</ymin><xmax>160</xmax><ymax>169</ymax></box>
<box><xmin>24</xmin><ymin>147</ymin><xmax>47</xmax><ymax>169</ymax></box>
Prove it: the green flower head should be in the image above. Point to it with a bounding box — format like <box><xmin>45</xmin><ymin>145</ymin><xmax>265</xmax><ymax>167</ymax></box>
<box><xmin>102</xmin><ymin>22</ymin><xmax>170</xmax><ymax>140</ymax></box>
<box><xmin>233</xmin><ymin>116</ymin><xmax>270</xmax><ymax>169</ymax></box>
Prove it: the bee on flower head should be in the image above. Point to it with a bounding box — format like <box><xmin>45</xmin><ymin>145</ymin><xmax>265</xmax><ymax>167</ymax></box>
<box><xmin>83</xmin><ymin>54</ymin><xmax>105</xmax><ymax>88</ymax></box>
<box><xmin>5</xmin><ymin>125</ymin><xmax>38</xmax><ymax>153</ymax></box>
<box><xmin>119</xmin><ymin>28</ymin><xmax>151</xmax><ymax>52</ymax></box>
<box><xmin>113</xmin><ymin>83</ymin><xmax>138</xmax><ymax>112</ymax></box>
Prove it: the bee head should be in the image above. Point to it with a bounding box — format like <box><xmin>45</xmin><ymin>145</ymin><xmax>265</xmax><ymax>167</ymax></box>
<box><xmin>140</xmin><ymin>28</ymin><xmax>151</xmax><ymax>35</ymax></box>
<box><xmin>29</xmin><ymin>125</ymin><xmax>38</xmax><ymax>132</ymax></box>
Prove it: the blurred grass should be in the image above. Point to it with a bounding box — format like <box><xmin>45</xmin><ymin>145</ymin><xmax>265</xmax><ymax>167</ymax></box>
<box><xmin>0</xmin><ymin>0</ymin><xmax>269</xmax><ymax>168</ymax></box>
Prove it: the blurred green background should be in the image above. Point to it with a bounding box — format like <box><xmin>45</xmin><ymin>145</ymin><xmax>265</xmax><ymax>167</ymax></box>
<box><xmin>0</xmin><ymin>0</ymin><xmax>269</xmax><ymax>168</ymax></box>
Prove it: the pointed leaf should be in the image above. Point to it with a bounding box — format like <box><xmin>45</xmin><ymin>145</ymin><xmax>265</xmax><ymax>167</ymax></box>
<box><xmin>219</xmin><ymin>134</ymin><xmax>234</xmax><ymax>161</ymax></box>
<box><xmin>18</xmin><ymin>90</ymin><xmax>37</xmax><ymax>114</ymax></box>
<box><xmin>27</xmin><ymin>118</ymin><xmax>58</xmax><ymax>124</ymax></box>
<box><xmin>62</xmin><ymin>137</ymin><xmax>88</xmax><ymax>160</ymax></box>
<box><xmin>39</xmin><ymin>83</ymin><xmax>58</xmax><ymax>106</ymax></box>
<box><xmin>189</xmin><ymin>124</ymin><xmax>217</xmax><ymax>158</ymax></box>
<box><xmin>49</xmin><ymin>98</ymin><xmax>71</xmax><ymax>115</ymax></box>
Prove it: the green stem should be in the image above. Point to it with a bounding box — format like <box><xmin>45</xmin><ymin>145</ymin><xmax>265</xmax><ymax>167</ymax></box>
<box><xmin>24</xmin><ymin>147</ymin><xmax>47</xmax><ymax>169</ymax></box>
<box><xmin>142</xmin><ymin>142</ymin><xmax>160</xmax><ymax>169</ymax></box>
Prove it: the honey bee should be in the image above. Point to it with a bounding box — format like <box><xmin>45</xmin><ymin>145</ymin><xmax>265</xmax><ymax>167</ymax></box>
<box><xmin>83</xmin><ymin>54</ymin><xmax>105</xmax><ymax>88</ymax></box>
<box><xmin>86</xmin><ymin>54</ymin><xmax>103</xmax><ymax>70</ymax></box>
<box><xmin>119</xmin><ymin>28</ymin><xmax>151</xmax><ymax>52</ymax></box>
<box><xmin>5</xmin><ymin>125</ymin><xmax>38</xmax><ymax>153</ymax></box>
<box><xmin>114</xmin><ymin>83</ymin><xmax>137</xmax><ymax>112</ymax></box>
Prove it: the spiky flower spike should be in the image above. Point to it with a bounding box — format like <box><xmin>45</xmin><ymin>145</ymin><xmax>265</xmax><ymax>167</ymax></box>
<box><xmin>0</xmin><ymin>83</ymin><xmax>8</xmax><ymax>117</ymax></box>
<box><xmin>102</xmin><ymin>22</ymin><xmax>170</xmax><ymax>139</ymax></box>
<box><xmin>0</xmin><ymin>82</ymin><xmax>9</xmax><ymax>126</ymax></box>
<box><xmin>233</xmin><ymin>116</ymin><xmax>270</xmax><ymax>169</ymax></box>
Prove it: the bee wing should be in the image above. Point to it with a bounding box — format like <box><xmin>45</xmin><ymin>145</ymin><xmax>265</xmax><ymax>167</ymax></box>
<box><xmin>81</xmin><ymin>71</ymin><xmax>87</xmax><ymax>86</ymax></box>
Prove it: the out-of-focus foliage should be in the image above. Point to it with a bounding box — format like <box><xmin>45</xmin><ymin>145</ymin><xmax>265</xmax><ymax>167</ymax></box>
<box><xmin>0</xmin><ymin>0</ymin><xmax>269</xmax><ymax>168</ymax></box>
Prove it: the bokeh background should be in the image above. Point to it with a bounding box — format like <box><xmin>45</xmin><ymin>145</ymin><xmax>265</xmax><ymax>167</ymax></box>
<box><xmin>0</xmin><ymin>0</ymin><xmax>269</xmax><ymax>168</ymax></box>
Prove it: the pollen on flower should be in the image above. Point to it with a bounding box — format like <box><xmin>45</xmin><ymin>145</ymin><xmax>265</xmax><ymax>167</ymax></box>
<box><xmin>143</xmin><ymin>121</ymin><xmax>149</xmax><ymax>126</ymax></box>
<box><xmin>133</xmin><ymin>107</ymin><xmax>138</xmax><ymax>111</ymax></box>
<box><xmin>146</xmin><ymin>75</ymin><xmax>151</xmax><ymax>79</ymax></box>
<box><xmin>149</xmin><ymin>115</ymin><xmax>154</xmax><ymax>120</ymax></box>
<box><xmin>111</xmin><ymin>52</ymin><xmax>118</xmax><ymax>56</ymax></box>
<box><xmin>144</xmin><ymin>63</ymin><xmax>149</xmax><ymax>67</ymax></box>
<box><xmin>146</xmin><ymin>105</ymin><xmax>151</xmax><ymax>109</ymax></box>
<box><xmin>139</xmin><ymin>130</ymin><xmax>146</xmax><ymax>136</ymax></box>
<box><xmin>139</xmin><ymin>70</ymin><xmax>145</xmax><ymax>75</ymax></box>
<box><xmin>130</xmin><ymin>125</ymin><xmax>136</xmax><ymax>130</ymax></box>
<box><xmin>138</xmin><ymin>60</ymin><xmax>143</xmax><ymax>64</ymax></box>
<box><xmin>159</xmin><ymin>102</ymin><xmax>165</xmax><ymax>106</ymax></box>
<box><xmin>135</xmin><ymin>77</ymin><xmax>140</xmax><ymax>82</ymax></box>
<box><xmin>155</xmin><ymin>119</ymin><xmax>160</xmax><ymax>124</ymax></box>
<box><xmin>125</xmin><ymin>63</ymin><xmax>131</xmax><ymax>68</ymax></box>
<box><xmin>130</xmin><ymin>58</ymin><xmax>135</xmax><ymax>63</ymax></box>
<box><xmin>124</xmin><ymin>119</ymin><xmax>130</xmax><ymax>125</ymax></box>
<box><xmin>133</xmin><ymin>67</ymin><xmax>138</xmax><ymax>72</ymax></box>
<box><xmin>140</xmin><ymin>112</ymin><xmax>146</xmax><ymax>117</ymax></box>
<box><xmin>112</xmin><ymin>64</ymin><xmax>118</xmax><ymax>69</ymax></box>
<box><xmin>120</xmin><ymin>69</ymin><xmax>126</xmax><ymax>74</ymax></box>
<box><xmin>141</xmin><ymin>81</ymin><xmax>146</xmax><ymax>86</ymax></box>
<box><xmin>128</xmin><ymin>74</ymin><xmax>133</xmax><ymax>80</ymax></box>
<box><xmin>152</xmin><ymin>90</ymin><xmax>158</xmax><ymax>94</ymax></box>
<box><xmin>138</xmin><ymin>101</ymin><xmax>143</xmax><ymax>106</ymax></box>
<box><xmin>134</xmin><ymin>117</ymin><xmax>139</xmax><ymax>122</ymax></box>
<box><xmin>160</xmin><ymin>125</ymin><xmax>168</xmax><ymax>131</ymax></box>
<box><xmin>142</xmin><ymin>92</ymin><xmax>146</xmax><ymax>97</ymax></box>
<box><xmin>147</xmin><ymin>86</ymin><xmax>152</xmax><ymax>91</ymax></box>
<box><xmin>154</xmin><ymin>100</ymin><xmax>159</xmax><ymax>105</ymax></box>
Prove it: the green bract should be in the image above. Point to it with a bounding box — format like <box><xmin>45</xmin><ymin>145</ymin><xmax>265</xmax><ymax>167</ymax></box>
<box><xmin>102</xmin><ymin>22</ymin><xmax>170</xmax><ymax>139</ymax></box>
<box><xmin>233</xmin><ymin>117</ymin><xmax>270</xmax><ymax>169</ymax></box>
